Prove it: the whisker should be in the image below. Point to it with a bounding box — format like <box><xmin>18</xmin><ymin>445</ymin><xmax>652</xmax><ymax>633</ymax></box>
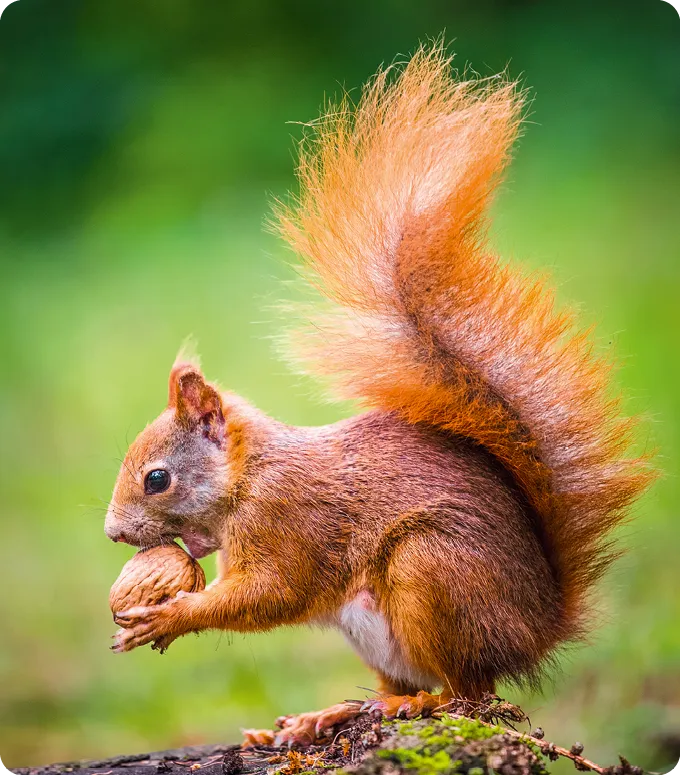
<box><xmin>124</xmin><ymin>427</ymin><xmax>140</xmax><ymax>471</ymax></box>
<box><xmin>113</xmin><ymin>453</ymin><xmax>137</xmax><ymax>480</ymax></box>
<box><xmin>107</xmin><ymin>504</ymin><xmax>142</xmax><ymax>523</ymax></box>
<box><xmin>122</xmin><ymin>458</ymin><xmax>137</xmax><ymax>479</ymax></box>
<box><xmin>79</xmin><ymin>504</ymin><xmax>109</xmax><ymax>518</ymax></box>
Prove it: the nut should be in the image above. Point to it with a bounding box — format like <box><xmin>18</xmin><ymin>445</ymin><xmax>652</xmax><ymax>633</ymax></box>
<box><xmin>110</xmin><ymin>542</ymin><xmax>205</xmax><ymax>652</ymax></box>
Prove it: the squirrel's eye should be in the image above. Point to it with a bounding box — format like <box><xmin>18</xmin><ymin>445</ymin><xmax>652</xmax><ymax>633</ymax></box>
<box><xmin>144</xmin><ymin>469</ymin><xmax>171</xmax><ymax>494</ymax></box>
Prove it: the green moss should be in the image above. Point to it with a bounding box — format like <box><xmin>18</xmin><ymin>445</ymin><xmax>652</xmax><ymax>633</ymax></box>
<box><xmin>356</xmin><ymin>714</ymin><xmax>549</xmax><ymax>775</ymax></box>
<box><xmin>393</xmin><ymin>714</ymin><xmax>502</xmax><ymax>745</ymax></box>
<box><xmin>378</xmin><ymin>747</ymin><xmax>459</xmax><ymax>775</ymax></box>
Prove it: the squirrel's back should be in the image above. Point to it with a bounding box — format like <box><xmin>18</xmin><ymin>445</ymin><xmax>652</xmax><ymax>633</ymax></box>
<box><xmin>274</xmin><ymin>43</ymin><xmax>655</xmax><ymax>648</ymax></box>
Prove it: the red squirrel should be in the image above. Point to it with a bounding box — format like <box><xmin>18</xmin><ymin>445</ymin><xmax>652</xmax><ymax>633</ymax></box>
<box><xmin>106</xmin><ymin>45</ymin><xmax>654</xmax><ymax>744</ymax></box>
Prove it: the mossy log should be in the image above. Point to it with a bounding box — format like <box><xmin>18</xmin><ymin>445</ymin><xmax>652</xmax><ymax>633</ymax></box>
<box><xmin>11</xmin><ymin>711</ymin><xmax>643</xmax><ymax>775</ymax></box>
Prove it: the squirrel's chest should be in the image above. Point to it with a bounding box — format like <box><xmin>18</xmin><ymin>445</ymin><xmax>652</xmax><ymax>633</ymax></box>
<box><xmin>333</xmin><ymin>590</ymin><xmax>436</xmax><ymax>691</ymax></box>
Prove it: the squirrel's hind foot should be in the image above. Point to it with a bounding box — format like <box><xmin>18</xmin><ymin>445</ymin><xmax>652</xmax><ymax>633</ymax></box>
<box><xmin>271</xmin><ymin>701</ymin><xmax>364</xmax><ymax>747</ymax></box>
<box><xmin>361</xmin><ymin>690</ymin><xmax>445</xmax><ymax>720</ymax></box>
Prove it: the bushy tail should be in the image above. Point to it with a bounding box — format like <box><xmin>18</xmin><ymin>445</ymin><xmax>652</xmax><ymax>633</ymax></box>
<box><xmin>273</xmin><ymin>43</ymin><xmax>655</xmax><ymax>637</ymax></box>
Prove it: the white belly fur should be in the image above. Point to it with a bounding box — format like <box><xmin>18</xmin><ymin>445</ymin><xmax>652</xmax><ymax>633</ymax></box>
<box><xmin>337</xmin><ymin>590</ymin><xmax>437</xmax><ymax>691</ymax></box>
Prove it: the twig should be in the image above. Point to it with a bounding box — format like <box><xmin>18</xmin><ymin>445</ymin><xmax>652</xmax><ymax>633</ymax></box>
<box><xmin>434</xmin><ymin>711</ymin><xmax>606</xmax><ymax>773</ymax></box>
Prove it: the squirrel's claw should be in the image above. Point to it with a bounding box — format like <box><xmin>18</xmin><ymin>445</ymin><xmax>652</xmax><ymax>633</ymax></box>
<box><xmin>113</xmin><ymin>604</ymin><xmax>155</xmax><ymax>628</ymax></box>
<box><xmin>111</xmin><ymin>623</ymin><xmax>159</xmax><ymax>653</ymax></box>
<box><xmin>360</xmin><ymin>691</ymin><xmax>441</xmax><ymax>720</ymax></box>
<box><xmin>273</xmin><ymin>702</ymin><xmax>363</xmax><ymax>747</ymax></box>
<box><xmin>111</xmin><ymin>602</ymin><xmax>183</xmax><ymax>653</ymax></box>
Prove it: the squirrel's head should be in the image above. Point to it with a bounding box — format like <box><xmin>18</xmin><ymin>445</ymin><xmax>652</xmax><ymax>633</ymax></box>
<box><xmin>105</xmin><ymin>362</ymin><xmax>229</xmax><ymax>558</ymax></box>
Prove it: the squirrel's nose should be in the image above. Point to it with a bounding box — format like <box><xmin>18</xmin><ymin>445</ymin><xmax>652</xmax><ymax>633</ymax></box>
<box><xmin>105</xmin><ymin>503</ymin><xmax>128</xmax><ymax>543</ymax></box>
<box><xmin>105</xmin><ymin>523</ymin><xmax>124</xmax><ymax>542</ymax></box>
<box><xmin>104</xmin><ymin>513</ymin><xmax>128</xmax><ymax>543</ymax></box>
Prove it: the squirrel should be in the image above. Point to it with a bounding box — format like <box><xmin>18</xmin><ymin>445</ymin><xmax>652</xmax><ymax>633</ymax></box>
<box><xmin>106</xmin><ymin>44</ymin><xmax>654</xmax><ymax>745</ymax></box>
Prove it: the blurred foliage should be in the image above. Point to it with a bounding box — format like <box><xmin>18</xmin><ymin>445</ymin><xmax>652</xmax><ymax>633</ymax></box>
<box><xmin>0</xmin><ymin>0</ymin><xmax>678</xmax><ymax>771</ymax></box>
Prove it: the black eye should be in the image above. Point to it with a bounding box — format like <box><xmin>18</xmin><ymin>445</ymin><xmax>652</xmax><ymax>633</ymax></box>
<box><xmin>144</xmin><ymin>469</ymin><xmax>171</xmax><ymax>494</ymax></box>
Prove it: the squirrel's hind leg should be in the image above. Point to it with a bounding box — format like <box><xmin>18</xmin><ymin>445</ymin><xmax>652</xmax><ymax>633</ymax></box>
<box><xmin>373</xmin><ymin>529</ymin><xmax>504</xmax><ymax>704</ymax></box>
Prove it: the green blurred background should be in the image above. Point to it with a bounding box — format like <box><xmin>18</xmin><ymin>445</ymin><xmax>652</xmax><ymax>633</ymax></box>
<box><xmin>0</xmin><ymin>0</ymin><xmax>678</xmax><ymax>770</ymax></box>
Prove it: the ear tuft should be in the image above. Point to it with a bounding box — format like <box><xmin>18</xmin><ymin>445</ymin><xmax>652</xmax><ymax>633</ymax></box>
<box><xmin>175</xmin><ymin>337</ymin><xmax>201</xmax><ymax>369</ymax></box>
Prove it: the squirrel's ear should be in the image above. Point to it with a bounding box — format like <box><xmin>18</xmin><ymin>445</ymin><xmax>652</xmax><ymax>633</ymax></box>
<box><xmin>168</xmin><ymin>361</ymin><xmax>198</xmax><ymax>408</ymax></box>
<box><xmin>169</xmin><ymin>364</ymin><xmax>225</xmax><ymax>446</ymax></box>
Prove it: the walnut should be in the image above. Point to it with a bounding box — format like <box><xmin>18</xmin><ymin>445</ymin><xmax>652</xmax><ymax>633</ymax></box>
<box><xmin>109</xmin><ymin>542</ymin><xmax>205</xmax><ymax>652</ymax></box>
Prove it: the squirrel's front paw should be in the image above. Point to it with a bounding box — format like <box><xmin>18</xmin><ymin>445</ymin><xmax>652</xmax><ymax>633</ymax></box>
<box><xmin>112</xmin><ymin>602</ymin><xmax>185</xmax><ymax>653</ymax></box>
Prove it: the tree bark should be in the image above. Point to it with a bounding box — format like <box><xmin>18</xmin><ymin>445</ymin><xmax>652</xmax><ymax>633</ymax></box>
<box><xmin>10</xmin><ymin>711</ymin><xmax>641</xmax><ymax>775</ymax></box>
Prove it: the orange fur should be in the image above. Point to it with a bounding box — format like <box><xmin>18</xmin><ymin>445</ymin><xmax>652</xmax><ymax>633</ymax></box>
<box><xmin>274</xmin><ymin>43</ymin><xmax>655</xmax><ymax>636</ymax></box>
